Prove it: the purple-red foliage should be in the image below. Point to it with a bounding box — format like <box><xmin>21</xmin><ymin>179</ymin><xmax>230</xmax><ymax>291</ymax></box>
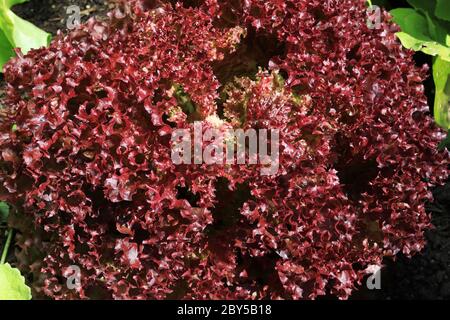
<box><xmin>0</xmin><ymin>0</ymin><xmax>448</xmax><ymax>299</ymax></box>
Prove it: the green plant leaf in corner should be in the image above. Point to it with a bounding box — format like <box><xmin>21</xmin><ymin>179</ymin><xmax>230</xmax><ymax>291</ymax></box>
<box><xmin>433</xmin><ymin>56</ymin><xmax>450</xmax><ymax>129</ymax></box>
<box><xmin>0</xmin><ymin>0</ymin><xmax>51</xmax><ymax>71</ymax></box>
<box><xmin>435</xmin><ymin>0</ymin><xmax>450</xmax><ymax>22</ymax></box>
<box><xmin>390</xmin><ymin>8</ymin><xmax>450</xmax><ymax>61</ymax></box>
<box><xmin>390</xmin><ymin>8</ymin><xmax>432</xmax><ymax>42</ymax></box>
<box><xmin>0</xmin><ymin>10</ymin><xmax>51</xmax><ymax>54</ymax></box>
<box><xmin>424</xmin><ymin>13</ymin><xmax>449</xmax><ymax>46</ymax></box>
<box><xmin>0</xmin><ymin>29</ymin><xmax>14</xmax><ymax>69</ymax></box>
<box><xmin>406</xmin><ymin>0</ymin><xmax>437</xmax><ymax>16</ymax></box>
<box><xmin>0</xmin><ymin>263</ymin><xmax>31</xmax><ymax>300</ymax></box>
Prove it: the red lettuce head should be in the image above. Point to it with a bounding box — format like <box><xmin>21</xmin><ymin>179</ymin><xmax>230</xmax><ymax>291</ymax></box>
<box><xmin>0</xmin><ymin>0</ymin><xmax>448</xmax><ymax>299</ymax></box>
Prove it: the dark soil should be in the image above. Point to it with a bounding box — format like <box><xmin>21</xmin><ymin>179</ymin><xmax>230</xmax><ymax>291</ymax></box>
<box><xmin>1</xmin><ymin>0</ymin><xmax>450</xmax><ymax>300</ymax></box>
<box><xmin>11</xmin><ymin>0</ymin><xmax>114</xmax><ymax>36</ymax></box>
<box><xmin>382</xmin><ymin>183</ymin><xmax>450</xmax><ymax>299</ymax></box>
<box><xmin>352</xmin><ymin>183</ymin><xmax>450</xmax><ymax>300</ymax></box>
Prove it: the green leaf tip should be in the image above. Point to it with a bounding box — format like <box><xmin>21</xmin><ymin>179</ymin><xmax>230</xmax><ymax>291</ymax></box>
<box><xmin>0</xmin><ymin>0</ymin><xmax>51</xmax><ymax>72</ymax></box>
<box><xmin>0</xmin><ymin>263</ymin><xmax>31</xmax><ymax>300</ymax></box>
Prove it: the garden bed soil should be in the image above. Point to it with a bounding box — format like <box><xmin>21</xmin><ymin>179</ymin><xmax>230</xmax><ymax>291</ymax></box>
<box><xmin>12</xmin><ymin>0</ymin><xmax>113</xmax><ymax>36</ymax></box>
<box><xmin>352</xmin><ymin>183</ymin><xmax>450</xmax><ymax>300</ymax></box>
<box><xmin>1</xmin><ymin>0</ymin><xmax>449</xmax><ymax>300</ymax></box>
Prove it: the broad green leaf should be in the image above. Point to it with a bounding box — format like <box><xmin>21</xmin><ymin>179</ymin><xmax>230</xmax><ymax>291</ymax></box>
<box><xmin>0</xmin><ymin>263</ymin><xmax>31</xmax><ymax>300</ymax></box>
<box><xmin>433</xmin><ymin>56</ymin><xmax>450</xmax><ymax>129</ymax></box>
<box><xmin>435</xmin><ymin>0</ymin><xmax>450</xmax><ymax>22</ymax></box>
<box><xmin>406</xmin><ymin>0</ymin><xmax>437</xmax><ymax>16</ymax></box>
<box><xmin>391</xmin><ymin>9</ymin><xmax>450</xmax><ymax>61</ymax></box>
<box><xmin>425</xmin><ymin>13</ymin><xmax>449</xmax><ymax>44</ymax></box>
<box><xmin>394</xmin><ymin>32</ymin><xmax>450</xmax><ymax>61</ymax></box>
<box><xmin>395</xmin><ymin>32</ymin><xmax>429</xmax><ymax>51</ymax></box>
<box><xmin>0</xmin><ymin>28</ymin><xmax>14</xmax><ymax>71</ymax></box>
<box><xmin>421</xmin><ymin>41</ymin><xmax>450</xmax><ymax>60</ymax></box>
<box><xmin>0</xmin><ymin>0</ymin><xmax>51</xmax><ymax>71</ymax></box>
<box><xmin>391</xmin><ymin>9</ymin><xmax>432</xmax><ymax>41</ymax></box>
<box><xmin>2</xmin><ymin>10</ymin><xmax>51</xmax><ymax>54</ymax></box>
<box><xmin>0</xmin><ymin>202</ymin><xmax>8</xmax><ymax>223</ymax></box>
<box><xmin>392</xmin><ymin>3</ymin><xmax>450</xmax><ymax>130</ymax></box>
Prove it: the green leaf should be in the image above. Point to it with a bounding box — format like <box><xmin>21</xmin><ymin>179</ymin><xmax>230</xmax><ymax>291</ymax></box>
<box><xmin>0</xmin><ymin>202</ymin><xmax>8</xmax><ymax>223</ymax></box>
<box><xmin>407</xmin><ymin>0</ymin><xmax>450</xmax><ymax>39</ymax></box>
<box><xmin>390</xmin><ymin>9</ymin><xmax>450</xmax><ymax>61</ymax></box>
<box><xmin>0</xmin><ymin>28</ymin><xmax>14</xmax><ymax>71</ymax></box>
<box><xmin>2</xmin><ymin>10</ymin><xmax>51</xmax><ymax>54</ymax></box>
<box><xmin>421</xmin><ymin>42</ymin><xmax>450</xmax><ymax>60</ymax></box>
<box><xmin>0</xmin><ymin>263</ymin><xmax>31</xmax><ymax>300</ymax></box>
<box><xmin>433</xmin><ymin>56</ymin><xmax>450</xmax><ymax>129</ymax></box>
<box><xmin>391</xmin><ymin>9</ymin><xmax>433</xmax><ymax>42</ymax></box>
<box><xmin>392</xmin><ymin>3</ymin><xmax>450</xmax><ymax>130</ymax></box>
<box><xmin>394</xmin><ymin>32</ymin><xmax>429</xmax><ymax>51</ymax></box>
<box><xmin>0</xmin><ymin>4</ymin><xmax>51</xmax><ymax>52</ymax></box>
<box><xmin>394</xmin><ymin>32</ymin><xmax>450</xmax><ymax>60</ymax></box>
<box><xmin>406</xmin><ymin>0</ymin><xmax>437</xmax><ymax>16</ymax></box>
<box><xmin>425</xmin><ymin>13</ymin><xmax>449</xmax><ymax>44</ymax></box>
<box><xmin>435</xmin><ymin>0</ymin><xmax>450</xmax><ymax>22</ymax></box>
<box><xmin>0</xmin><ymin>0</ymin><xmax>51</xmax><ymax>71</ymax></box>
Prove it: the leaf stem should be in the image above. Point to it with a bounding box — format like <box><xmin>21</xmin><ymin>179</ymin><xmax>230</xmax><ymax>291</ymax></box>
<box><xmin>1</xmin><ymin>229</ymin><xmax>14</xmax><ymax>264</ymax></box>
